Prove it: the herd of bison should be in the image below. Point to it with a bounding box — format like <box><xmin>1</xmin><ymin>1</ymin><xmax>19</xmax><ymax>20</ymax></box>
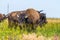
<box><xmin>0</xmin><ymin>8</ymin><xmax>47</xmax><ymax>30</ymax></box>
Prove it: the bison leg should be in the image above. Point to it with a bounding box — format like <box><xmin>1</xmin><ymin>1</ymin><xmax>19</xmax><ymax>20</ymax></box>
<box><xmin>8</xmin><ymin>20</ymin><xmax>14</xmax><ymax>29</ymax></box>
<box><xmin>39</xmin><ymin>21</ymin><xmax>43</xmax><ymax>27</ymax></box>
<box><xmin>19</xmin><ymin>23</ymin><xmax>24</xmax><ymax>30</ymax></box>
<box><xmin>18</xmin><ymin>24</ymin><xmax>22</xmax><ymax>30</ymax></box>
<box><xmin>14</xmin><ymin>22</ymin><xmax>18</xmax><ymax>29</ymax></box>
<box><xmin>8</xmin><ymin>20</ymin><xmax>12</xmax><ymax>28</ymax></box>
<box><xmin>31</xmin><ymin>24</ymin><xmax>36</xmax><ymax>30</ymax></box>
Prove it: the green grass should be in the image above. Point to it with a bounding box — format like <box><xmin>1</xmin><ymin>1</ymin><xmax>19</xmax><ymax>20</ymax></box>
<box><xmin>0</xmin><ymin>19</ymin><xmax>60</xmax><ymax>40</ymax></box>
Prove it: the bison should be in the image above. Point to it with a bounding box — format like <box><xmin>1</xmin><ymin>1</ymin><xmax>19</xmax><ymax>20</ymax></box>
<box><xmin>23</xmin><ymin>8</ymin><xmax>41</xmax><ymax>29</ymax></box>
<box><xmin>7</xmin><ymin>11</ymin><xmax>21</xmax><ymax>29</ymax></box>
<box><xmin>25</xmin><ymin>8</ymin><xmax>40</xmax><ymax>23</ymax></box>
<box><xmin>22</xmin><ymin>9</ymin><xmax>47</xmax><ymax>29</ymax></box>
<box><xmin>7</xmin><ymin>11</ymin><xmax>27</xmax><ymax>29</ymax></box>
<box><xmin>38</xmin><ymin>13</ymin><xmax>47</xmax><ymax>27</ymax></box>
<box><xmin>37</xmin><ymin>10</ymin><xmax>47</xmax><ymax>27</ymax></box>
<box><xmin>0</xmin><ymin>13</ymin><xmax>6</xmax><ymax>22</ymax></box>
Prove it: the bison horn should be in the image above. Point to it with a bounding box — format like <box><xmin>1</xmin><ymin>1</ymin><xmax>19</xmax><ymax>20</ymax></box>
<box><xmin>17</xmin><ymin>15</ymin><xmax>19</xmax><ymax>17</ymax></box>
<box><xmin>25</xmin><ymin>16</ymin><xmax>28</xmax><ymax>18</ymax></box>
<box><xmin>40</xmin><ymin>10</ymin><xmax>43</xmax><ymax>12</ymax></box>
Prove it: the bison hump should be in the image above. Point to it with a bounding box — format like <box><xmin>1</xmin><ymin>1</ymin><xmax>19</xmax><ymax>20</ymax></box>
<box><xmin>26</xmin><ymin>8</ymin><xmax>40</xmax><ymax>23</ymax></box>
<box><xmin>26</xmin><ymin>8</ymin><xmax>40</xmax><ymax>20</ymax></box>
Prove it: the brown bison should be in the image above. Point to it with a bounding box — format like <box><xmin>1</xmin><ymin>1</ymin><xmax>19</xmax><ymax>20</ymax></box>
<box><xmin>7</xmin><ymin>11</ymin><xmax>21</xmax><ymax>29</ymax></box>
<box><xmin>23</xmin><ymin>9</ymin><xmax>47</xmax><ymax>29</ymax></box>
<box><xmin>7</xmin><ymin>11</ymin><xmax>26</xmax><ymax>29</ymax></box>
<box><xmin>0</xmin><ymin>13</ymin><xmax>6</xmax><ymax>22</ymax></box>
<box><xmin>23</xmin><ymin>8</ymin><xmax>41</xmax><ymax>29</ymax></box>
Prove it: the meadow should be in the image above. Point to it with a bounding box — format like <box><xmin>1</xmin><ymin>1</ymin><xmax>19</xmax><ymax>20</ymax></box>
<box><xmin>0</xmin><ymin>18</ymin><xmax>60</xmax><ymax>40</ymax></box>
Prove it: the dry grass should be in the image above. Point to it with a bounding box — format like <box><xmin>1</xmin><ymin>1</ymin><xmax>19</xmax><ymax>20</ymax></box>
<box><xmin>47</xmin><ymin>18</ymin><xmax>60</xmax><ymax>23</ymax></box>
<box><xmin>21</xmin><ymin>33</ymin><xmax>60</xmax><ymax>40</ymax></box>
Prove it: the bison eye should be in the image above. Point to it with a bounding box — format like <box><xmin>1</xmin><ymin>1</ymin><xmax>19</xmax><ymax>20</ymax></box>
<box><xmin>17</xmin><ymin>15</ymin><xmax>19</xmax><ymax>17</ymax></box>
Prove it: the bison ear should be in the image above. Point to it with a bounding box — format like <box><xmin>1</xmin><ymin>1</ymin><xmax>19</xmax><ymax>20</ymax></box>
<box><xmin>25</xmin><ymin>16</ymin><xmax>28</xmax><ymax>18</ymax></box>
<box><xmin>17</xmin><ymin>15</ymin><xmax>19</xmax><ymax>17</ymax></box>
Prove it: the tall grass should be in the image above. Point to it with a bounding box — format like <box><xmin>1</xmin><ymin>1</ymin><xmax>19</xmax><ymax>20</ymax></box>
<box><xmin>0</xmin><ymin>18</ymin><xmax>60</xmax><ymax>40</ymax></box>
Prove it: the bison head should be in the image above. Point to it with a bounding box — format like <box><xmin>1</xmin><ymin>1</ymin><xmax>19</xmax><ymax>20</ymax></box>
<box><xmin>0</xmin><ymin>14</ymin><xmax>6</xmax><ymax>22</ymax></box>
<box><xmin>17</xmin><ymin>13</ymin><xmax>27</xmax><ymax>24</ymax></box>
<box><xmin>39</xmin><ymin>13</ymin><xmax>47</xmax><ymax>27</ymax></box>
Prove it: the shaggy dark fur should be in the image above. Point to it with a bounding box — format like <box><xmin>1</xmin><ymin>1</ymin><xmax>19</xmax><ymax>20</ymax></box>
<box><xmin>0</xmin><ymin>14</ymin><xmax>6</xmax><ymax>22</ymax></box>
<box><xmin>7</xmin><ymin>11</ymin><xmax>26</xmax><ymax>29</ymax></box>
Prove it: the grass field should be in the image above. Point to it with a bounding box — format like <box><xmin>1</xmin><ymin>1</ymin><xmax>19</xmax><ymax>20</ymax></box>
<box><xmin>0</xmin><ymin>18</ymin><xmax>60</xmax><ymax>40</ymax></box>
